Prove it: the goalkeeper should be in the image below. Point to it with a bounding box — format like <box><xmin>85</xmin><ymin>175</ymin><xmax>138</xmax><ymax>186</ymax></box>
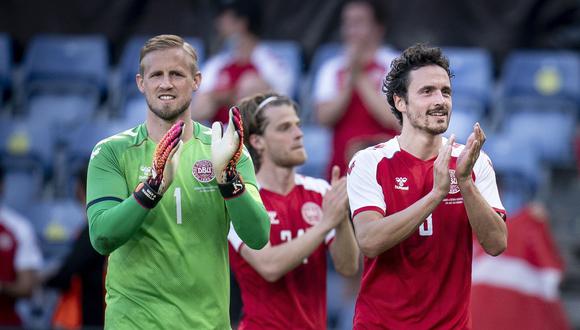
<box><xmin>86</xmin><ymin>34</ymin><xmax>270</xmax><ymax>329</ymax></box>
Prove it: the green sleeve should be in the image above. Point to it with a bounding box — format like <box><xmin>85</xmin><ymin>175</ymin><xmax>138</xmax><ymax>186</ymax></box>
<box><xmin>226</xmin><ymin>148</ymin><xmax>270</xmax><ymax>249</ymax></box>
<box><xmin>226</xmin><ymin>184</ymin><xmax>270</xmax><ymax>249</ymax></box>
<box><xmin>86</xmin><ymin>142</ymin><xmax>150</xmax><ymax>255</ymax></box>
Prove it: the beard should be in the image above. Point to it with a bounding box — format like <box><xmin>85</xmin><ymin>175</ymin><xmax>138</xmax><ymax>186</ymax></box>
<box><xmin>406</xmin><ymin>107</ymin><xmax>449</xmax><ymax>135</ymax></box>
<box><xmin>146</xmin><ymin>98</ymin><xmax>191</xmax><ymax>122</ymax></box>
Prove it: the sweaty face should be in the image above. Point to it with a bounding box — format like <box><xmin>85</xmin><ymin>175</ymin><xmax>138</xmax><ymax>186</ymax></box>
<box><xmin>259</xmin><ymin>104</ymin><xmax>307</xmax><ymax>168</ymax></box>
<box><xmin>399</xmin><ymin>65</ymin><xmax>452</xmax><ymax>135</ymax></box>
<box><xmin>137</xmin><ymin>47</ymin><xmax>199</xmax><ymax>121</ymax></box>
<box><xmin>341</xmin><ymin>2</ymin><xmax>379</xmax><ymax>46</ymax></box>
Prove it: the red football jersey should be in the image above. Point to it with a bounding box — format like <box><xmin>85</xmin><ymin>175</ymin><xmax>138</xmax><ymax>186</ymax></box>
<box><xmin>228</xmin><ymin>175</ymin><xmax>335</xmax><ymax>330</ymax></box>
<box><xmin>347</xmin><ymin>137</ymin><xmax>506</xmax><ymax>330</ymax></box>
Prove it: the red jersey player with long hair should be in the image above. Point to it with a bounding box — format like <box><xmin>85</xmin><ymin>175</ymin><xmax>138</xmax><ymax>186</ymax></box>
<box><xmin>347</xmin><ymin>44</ymin><xmax>508</xmax><ymax>329</ymax></box>
<box><xmin>228</xmin><ymin>93</ymin><xmax>359</xmax><ymax>329</ymax></box>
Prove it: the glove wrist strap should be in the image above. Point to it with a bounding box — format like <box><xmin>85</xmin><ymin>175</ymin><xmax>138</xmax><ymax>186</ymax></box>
<box><xmin>133</xmin><ymin>181</ymin><xmax>162</xmax><ymax>209</ymax></box>
<box><xmin>218</xmin><ymin>171</ymin><xmax>245</xmax><ymax>199</ymax></box>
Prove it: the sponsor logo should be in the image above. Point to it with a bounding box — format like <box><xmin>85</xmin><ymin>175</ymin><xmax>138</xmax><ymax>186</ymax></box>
<box><xmin>139</xmin><ymin>165</ymin><xmax>151</xmax><ymax>181</ymax></box>
<box><xmin>449</xmin><ymin>169</ymin><xmax>460</xmax><ymax>194</ymax></box>
<box><xmin>394</xmin><ymin>177</ymin><xmax>409</xmax><ymax>190</ymax></box>
<box><xmin>301</xmin><ymin>202</ymin><xmax>323</xmax><ymax>226</ymax></box>
<box><xmin>192</xmin><ymin>160</ymin><xmax>215</xmax><ymax>183</ymax></box>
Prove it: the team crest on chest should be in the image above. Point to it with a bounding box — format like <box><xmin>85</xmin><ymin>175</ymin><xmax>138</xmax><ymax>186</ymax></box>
<box><xmin>192</xmin><ymin>160</ymin><xmax>215</xmax><ymax>183</ymax></box>
<box><xmin>448</xmin><ymin>169</ymin><xmax>460</xmax><ymax>194</ymax></box>
<box><xmin>301</xmin><ymin>202</ymin><xmax>323</xmax><ymax>225</ymax></box>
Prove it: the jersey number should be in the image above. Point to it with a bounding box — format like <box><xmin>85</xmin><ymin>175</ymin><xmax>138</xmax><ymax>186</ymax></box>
<box><xmin>174</xmin><ymin>187</ymin><xmax>182</xmax><ymax>224</ymax></box>
<box><xmin>419</xmin><ymin>214</ymin><xmax>433</xmax><ymax>236</ymax></box>
<box><xmin>280</xmin><ymin>229</ymin><xmax>308</xmax><ymax>264</ymax></box>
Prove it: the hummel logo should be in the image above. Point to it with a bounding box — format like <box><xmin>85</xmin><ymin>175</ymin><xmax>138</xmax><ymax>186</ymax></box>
<box><xmin>394</xmin><ymin>177</ymin><xmax>409</xmax><ymax>190</ymax></box>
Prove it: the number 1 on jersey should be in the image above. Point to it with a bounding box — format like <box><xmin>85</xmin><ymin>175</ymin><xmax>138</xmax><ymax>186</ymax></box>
<box><xmin>419</xmin><ymin>214</ymin><xmax>433</xmax><ymax>236</ymax></box>
<box><xmin>174</xmin><ymin>187</ymin><xmax>182</xmax><ymax>224</ymax></box>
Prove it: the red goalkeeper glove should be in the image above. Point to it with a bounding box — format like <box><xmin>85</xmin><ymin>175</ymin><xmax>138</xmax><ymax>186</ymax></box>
<box><xmin>211</xmin><ymin>107</ymin><xmax>245</xmax><ymax>199</ymax></box>
<box><xmin>134</xmin><ymin>120</ymin><xmax>184</xmax><ymax>208</ymax></box>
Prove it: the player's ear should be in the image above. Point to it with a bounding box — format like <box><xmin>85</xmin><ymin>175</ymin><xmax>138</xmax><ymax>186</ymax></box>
<box><xmin>136</xmin><ymin>74</ymin><xmax>145</xmax><ymax>93</ymax></box>
<box><xmin>394</xmin><ymin>94</ymin><xmax>407</xmax><ymax>113</ymax></box>
<box><xmin>249</xmin><ymin>134</ymin><xmax>264</xmax><ymax>152</ymax></box>
<box><xmin>193</xmin><ymin>71</ymin><xmax>202</xmax><ymax>90</ymax></box>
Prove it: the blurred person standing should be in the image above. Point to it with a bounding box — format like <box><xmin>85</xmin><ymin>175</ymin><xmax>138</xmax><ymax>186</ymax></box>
<box><xmin>229</xmin><ymin>93</ymin><xmax>359</xmax><ymax>329</ymax></box>
<box><xmin>347</xmin><ymin>44</ymin><xmax>507</xmax><ymax>329</ymax></box>
<box><xmin>0</xmin><ymin>164</ymin><xmax>43</xmax><ymax>327</ymax></box>
<box><xmin>86</xmin><ymin>34</ymin><xmax>270</xmax><ymax>329</ymax></box>
<box><xmin>192</xmin><ymin>0</ymin><xmax>296</xmax><ymax>124</ymax></box>
<box><xmin>314</xmin><ymin>0</ymin><xmax>400</xmax><ymax>177</ymax></box>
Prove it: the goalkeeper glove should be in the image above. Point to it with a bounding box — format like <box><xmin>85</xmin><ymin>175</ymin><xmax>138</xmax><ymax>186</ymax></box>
<box><xmin>211</xmin><ymin>107</ymin><xmax>245</xmax><ymax>199</ymax></box>
<box><xmin>134</xmin><ymin>120</ymin><xmax>184</xmax><ymax>208</ymax></box>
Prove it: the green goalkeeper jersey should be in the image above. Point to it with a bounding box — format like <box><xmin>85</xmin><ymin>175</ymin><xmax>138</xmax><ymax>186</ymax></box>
<box><xmin>86</xmin><ymin>121</ymin><xmax>266</xmax><ymax>329</ymax></box>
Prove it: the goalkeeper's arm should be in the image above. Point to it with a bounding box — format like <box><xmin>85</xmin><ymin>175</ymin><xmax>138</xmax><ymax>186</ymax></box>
<box><xmin>87</xmin><ymin>121</ymin><xmax>183</xmax><ymax>255</ymax></box>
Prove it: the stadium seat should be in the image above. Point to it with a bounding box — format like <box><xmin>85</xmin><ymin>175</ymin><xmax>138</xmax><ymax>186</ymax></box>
<box><xmin>1</xmin><ymin>169</ymin><xmax>44</xmax><ymax>214</ymax></box>
<box><xmin>25</xmin><ymin>198</ymin><xmax>86</xmax><ymax>265</ymax></box>
<box><xmin>484</xmin><ymin>135</ymin><xmax>545</xmax><ymax>213</ymax></box>
<box><xmin>502</xmin><ymin>109</ymin><xmax>576</xmax><ymax>165</ymax></box>
<box><xmin>0</xmin><ymin>33</ymin><xmax>12</xmax><ymax>107</ymax></box>
<box><xmin>20</xmin><ymin>34</ymin><xmax>109</xmax><ymax>102</ymax></box>
<box><xmin>443</xmin><ymin>47</ymin><xmax>493</xmax><ymax>115</ymax></box>
<box><xmin>116</xmin><ymin>35</ymin><xmax>205</xmax><ymax>116</ymax></box>
<box><xmin>56</xmin><ymin>118</ymin><xmax>132</xmax><ymax>197</ymax></box>
<box><xmin>298</xmin><ymin>124</ymin><xmax>332</xmax><ymax>179</ymax></box>
<box><xmin>0</xmin><ymin>117</ymin><xmax>56</xmax><ymax>178</ymax></box>
<box><xmin>444</xmin><ymin>108</ymin><xmax>483</xmax><ymax>144</ymax></box>
<box><xmin>27</xmin><ymin>93</ymin><xmax>99</xmax><ymax>131</ymax></box>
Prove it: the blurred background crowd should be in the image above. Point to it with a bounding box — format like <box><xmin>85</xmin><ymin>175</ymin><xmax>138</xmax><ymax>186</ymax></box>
<box><xmin>1</xmin><ymin>0</ymin><xmax>580</xmax><ymax>328</ymax></box>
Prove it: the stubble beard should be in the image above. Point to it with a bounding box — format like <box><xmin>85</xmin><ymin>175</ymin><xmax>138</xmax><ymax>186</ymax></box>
<box><xmin>147</xmin><ymin>99</ymin><xmax>191</xmax><ymax>122</ymax></box>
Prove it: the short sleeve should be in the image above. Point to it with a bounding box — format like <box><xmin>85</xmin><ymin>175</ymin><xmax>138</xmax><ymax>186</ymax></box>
<box><xmin>474</xmin><ymin>151</ymin><xmax>506</xmax><ymax>218</ymax></box>
<box><xmin>198</xmin><ymin>54</ymin><xmax>229</xmax><ymax>93</ymax></box>
<box><xmin>253</xmin><ymin>45</ymin><xmax>295</xmax><ymax>96</ymax></box>
<box><xmin>347</xmin><ymin>150</ymin><xmax>386</xmax><ymax>218</ymax></box>
<box><xmin>313</xmin><ymin>56</ymin><xmax>343</xmax><ymax>103</ymax></box>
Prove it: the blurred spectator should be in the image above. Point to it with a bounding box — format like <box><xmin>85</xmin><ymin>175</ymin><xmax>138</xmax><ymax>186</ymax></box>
<box><xmin>0</xmin><ymin>164</ymin><xmax>43</xmax><ymax>327</ymax></box>
<box><xmin>192</xmin><ymin>0</ymin><xmax>296</xmax><ymax>124</ymax></box>
<box><xmin>313</xmin><ymin>0</ymin><xmax>400</xmax><ymax>177</ymax></box>
<box><xmin>43</xmin><ymin>161</ymin><xmax>105</xmax><ymax>329</ymax></box>
<box><xmin>471</xmin><ymin>202</ymin><xmax>571</xmax><ymax>330</ymax></box>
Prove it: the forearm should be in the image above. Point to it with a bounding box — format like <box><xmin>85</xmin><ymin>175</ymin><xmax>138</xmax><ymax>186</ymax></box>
<box><xmin>355</xmin><ymin>77</ymin><xmax>398</xmax><ymax>129</ymax></box>
<box><xmin>459</xmin><ymin>180</ymin><xmax>507</xmax><ymax>256</ymax></box>
<box><xmin>356</xmin><ymin>191</ymin><xmax>442</xmax><ymax>257</ymax></box>
<box><xmin>242</xmin><ymin>223</ymin><xmax>331</xmax><ymax>282</ymax></box>
<box><xmin>227</xmin><ymin>186</ymin><xmax>270</xmax><ymax>250</ymax></box>
<box><xmin>1</xmin><ymin>271</ymin><xmax>37</xmax><ymax>298</ymax></box>
<box><xmin>329</xmin><ymin>217</ymin><xmax>359</xmax><ymax>276</ymax></box>
<box><xmin>316</xmin><ymin>87</ymin><xmax>353</xmax><ymax>126</ymax></box>
<box><xmin>87</xmin><ymin>196</ymin><xmax>149</xmax><ymax>255</ymax></box>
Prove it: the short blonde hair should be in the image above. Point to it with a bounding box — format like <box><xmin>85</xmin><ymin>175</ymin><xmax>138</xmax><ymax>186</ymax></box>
<box><xmin>139</xmin><ymin>34</ymin><xmax>199</xmax><ymax>75</ymax></box>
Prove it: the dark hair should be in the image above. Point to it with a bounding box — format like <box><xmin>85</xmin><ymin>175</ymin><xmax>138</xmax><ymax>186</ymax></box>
<box><xmin>218</xmin><ymin>0</ymin><xmax>262</xmax><ymax>36</ymax></box>
<box><xmin>237</xmin><ymin>92</ymin><xmax>298</xmax><ymax>171</ymax></box>
<box><xmin>343</xmin><ymin>0</ymin><xmax>387</xmax><ymax>26</ymax></box>
<box><xmin>139</xmin><ymin>34</ymin><xmax>199</xmax><ymax>76</ymax></box>
<box><xmin>382</xmin><ymin>43</ymin><xmax>453</xmax><ymax>125</ymax></box>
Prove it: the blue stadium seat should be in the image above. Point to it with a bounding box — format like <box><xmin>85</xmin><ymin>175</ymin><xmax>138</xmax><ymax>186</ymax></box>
<box><xmin>484</xmin><ymin>135</ymin><xmax>545</xmax><ymax>213</ymax></box>
<box><xmin>2</xmin><ymin>169</ymin><xmax>44</xmax><ymax>214</ymax></box>
<box><xmin>24</xmin><ymin>199</ymin><xmax>86</xmax><ymax>265</ymax></box>
<box><xmin>0</xmin><ymin>33</ymin><xmax>12</xmax><ymax>107</ymax></box>
<box><xmin>297</xmin><ymin>124</ymin><xmax>332</xmax><ymax>179</ymax></box>
<box><xmin>56</xmin><ymin>118</ymin><xmax>132</xmax><ymax>196</ymax></box>
<box><xmin>443</xmin><ymin>47</ymin><xmax>493</xmax><ymax>115</ymax></box>
<box><xmin>444</xmin><ymin>108</ymin><xmax>483</xmax><ymax>143</ymax></box>
<box><xmin>116</xmin><ymin>35</ymin><xmax>205</xmax><ymax>116</ymax></box>
<box><xmin>28</xmin><ymin>94</ymin><xmax>99</xmax><ymax>131</ymax></box>
<box><xmin>21</xmin><ymin>34</ymin><xmax>109</xmax><ymax>102</ymax></box>
<box><xmin>261</xmin><ymin>40</ymin><xmax>303</xmax><ymax>99</ymax></box>
<box><xmin>0</xmin><ymin>117</ymin><xmax>56</xmax><ymax>177</ymax></box>
<box><xmin>502</xmin><ymin>109</ymin><xmax>576</xmax><ymax>165</ymax></box>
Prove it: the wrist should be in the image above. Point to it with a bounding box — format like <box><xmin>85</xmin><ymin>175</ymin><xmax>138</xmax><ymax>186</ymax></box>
<box><xmin>218</xmin><ymin>172</ymin><xmax>245</xmax><ymax>199</ymax></box>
